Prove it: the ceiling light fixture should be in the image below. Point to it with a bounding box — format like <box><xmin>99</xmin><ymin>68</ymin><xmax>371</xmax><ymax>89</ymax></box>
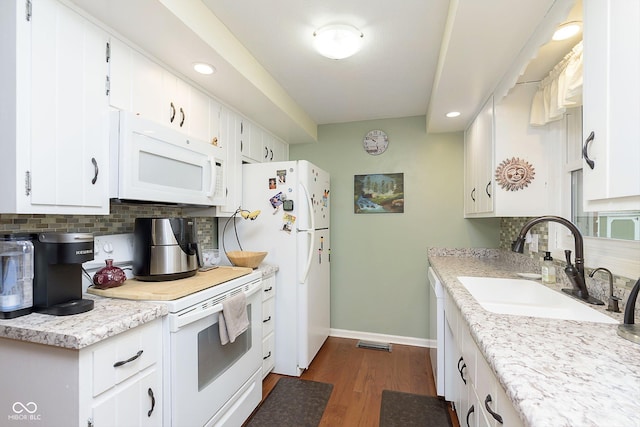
<box><xmin>313</xmin><ymin>24</ymin><xmax>364</xmax><ymax>60</ymax></box>
<box><xmin>552</xmin><ymin>21</ymin><xmax>582</xmax><ymax>41</ymax></box>
<box><xmin>446</xmin><ymin>111</ymin><xmax>461</xmax><ymax>118</ymax></box>
<box><xmin>193</xmin><ymin>62</ymin><xmax>216</xmax><ymax>75</ymax></box>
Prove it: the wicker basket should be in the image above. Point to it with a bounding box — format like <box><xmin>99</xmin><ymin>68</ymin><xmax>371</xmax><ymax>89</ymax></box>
<box><xmin>225</xmin><ymin>251</ymin><xmax>268</xmax><ymax>269</ymax></box>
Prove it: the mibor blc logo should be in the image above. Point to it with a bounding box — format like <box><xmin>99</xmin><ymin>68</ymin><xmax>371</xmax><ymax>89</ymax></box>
<box><xmin>9</xmin><ymin>402</ymin><xmax>41</xmax><ymax>422</ymax></box>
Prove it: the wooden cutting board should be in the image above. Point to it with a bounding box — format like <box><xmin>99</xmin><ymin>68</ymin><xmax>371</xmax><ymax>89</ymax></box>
<box><xmin>87</xmin><ymin>266</ymin><xmax>253</xmax><ymax>301</ymax></box>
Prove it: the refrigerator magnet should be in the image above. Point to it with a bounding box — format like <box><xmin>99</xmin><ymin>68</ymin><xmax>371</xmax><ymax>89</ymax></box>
<box><xmin>277</xmin><ymin>169</ymin><xmax>287</xmax><ymax>184</ymax></box>
<box><xmin>283</xmin><ymin>200</ymin><xmax>294</xmax><ymax>211</ymax></box>
<box><xmin>270</xmin><ymin>192</ymin><xmax>285</xmax><ymax>209</ymax></box>
<box><xmin>282</xmin><ymin>213</ymin><xmax>296</xmax><ymax>233</ymax></box>
<box><xmin>268</xmin><ymin>178</ymin><xmax>277</xmax><ymax>189</ymax></box>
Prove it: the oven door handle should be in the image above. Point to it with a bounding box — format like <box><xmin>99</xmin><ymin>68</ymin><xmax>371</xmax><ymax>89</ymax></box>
<box><xmin>170</xmin><ymin>281</ymin><xmax>261</xmax><ymax>332</ymax></box>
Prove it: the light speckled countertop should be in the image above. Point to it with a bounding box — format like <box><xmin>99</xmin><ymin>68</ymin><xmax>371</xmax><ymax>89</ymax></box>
<box><xmin>428</xmin><ymin>249</ymin><xmax>640</xmax><ymax>427</ymax></box>
<box><xmin>0</xmin><ymin>263</ymin><xmax>278</xmax><ymax>350</ymax></box>
<box><xmin>0</xmin><ymin>295</ymin><xmax>167</xmax><ymax>349</ymax></box>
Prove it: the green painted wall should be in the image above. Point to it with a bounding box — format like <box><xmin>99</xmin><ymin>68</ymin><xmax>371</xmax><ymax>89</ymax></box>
<box><xmin>290</xmin><ymin>116</ymin><xmax>500</xmax><ymax>340</ymax></box>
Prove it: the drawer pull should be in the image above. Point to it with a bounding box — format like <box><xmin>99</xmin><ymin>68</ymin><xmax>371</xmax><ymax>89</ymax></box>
<box><xmin>113</xmin><ymin>350</ymin><xmax>143</xmax><ymax>367</ymax></box>
<box><xmin>147</xmin><ymin>388</ymin><xmax>155</xmax><ymax>417</ymax></box>
<box><xmin>264</xmin><ymin>286</ymin><xmax>273</xmax><ymax>292</ymax></box>
<box><xmin>263</xmin><ymin>316</ymin><xmax>272</xmax><ymax>323</ymax></box>
<box><xmin>263</xmin><ymin>351</ymin><xmax>272</xmax><ymax>360</ymax></box>
<box><xmin>457</xmin><ymin>356</ymin><xmax>467</xmax><ymax>384</ymax></box>
<box><xmin>465</xmin><ymin>404</ymin><xmax>475</xmax><ymax>427</ymax></box>
<box><xmin>485</xmin><ymin>394</ymin><xmax>504</xmax><ymax>424</ymax></box>
<box><xmin>458</xmin><ymin>362</ymin><xmax>467</xmax><ymax>384</ymax></box>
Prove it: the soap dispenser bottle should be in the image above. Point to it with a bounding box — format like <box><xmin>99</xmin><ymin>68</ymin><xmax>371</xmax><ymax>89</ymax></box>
<box><xmin>541</xmin><ymin>251</ymin><xmax>556</xmax><ymax>284</ymax></box>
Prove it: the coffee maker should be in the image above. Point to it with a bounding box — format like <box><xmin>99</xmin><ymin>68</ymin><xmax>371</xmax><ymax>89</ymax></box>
<box><xmin>32</xmin><ymin>232</ymin><xmax>95</xmax><ymax>315</ymax></box>
<box><xmin>0</xmin><ymin>234</ymin><xmax>34</xmax><ymax>319</ymax></box>
<box><xmin>133</xmin><ymin>217</ymin><xmax>202</xmax><ymax>281</ymax></box>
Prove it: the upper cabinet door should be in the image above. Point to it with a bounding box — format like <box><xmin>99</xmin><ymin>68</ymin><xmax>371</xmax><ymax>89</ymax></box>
<box><xmin>582</xmin><ymin>0</ymin><xmax>640</xmax><ymax>211</ymax></box>
<box><xmin>29</xmin><ymin>0</ymin><xmax>110</xmax><ymax>213</ymax></box>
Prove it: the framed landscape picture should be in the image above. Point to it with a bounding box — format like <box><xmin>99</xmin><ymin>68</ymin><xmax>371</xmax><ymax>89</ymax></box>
<box><xmin>354</xmin><ymin>173</ymin><xmax>404</xmax><ymax>214</ymax></box>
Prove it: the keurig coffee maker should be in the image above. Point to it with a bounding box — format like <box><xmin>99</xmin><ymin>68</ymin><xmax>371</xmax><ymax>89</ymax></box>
<box><xmin>33</xmin><ymin>232</ymin><xmax>95</xmax><ymax>315</ymax></box>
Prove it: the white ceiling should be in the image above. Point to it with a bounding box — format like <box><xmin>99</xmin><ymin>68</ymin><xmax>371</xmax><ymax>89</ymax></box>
<box><xmin>69</xmin><ymin>0</ymin><xmax>581</xmax><ymax>143</ymax></box>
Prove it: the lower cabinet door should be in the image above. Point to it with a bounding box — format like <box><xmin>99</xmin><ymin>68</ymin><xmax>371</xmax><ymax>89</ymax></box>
<box><xmin>92</xmin><ymin>368</ymin><xmax>161</xmax><ymax>427</ymax></box>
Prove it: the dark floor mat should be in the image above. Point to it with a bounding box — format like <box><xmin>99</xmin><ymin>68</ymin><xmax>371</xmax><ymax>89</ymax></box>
<box><xmin>245</xmin><ymin>377</ymin><xmax>333</xmax><ymax>427</ymax></box>
<box><xmin>379</xmin><ymin>390</ymin><xmax>453</xmax><ymax>427</ymax></box>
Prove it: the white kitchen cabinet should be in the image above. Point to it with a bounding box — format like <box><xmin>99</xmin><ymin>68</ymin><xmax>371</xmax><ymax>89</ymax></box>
<box><xmin>239</xmin><ymin>120</ymin><xmax>262</xmax><ymax>163</ymax></box>
<box><xmin>109</xmin><ymin>39</ymin><xmax>214</xmax><ymax>144</ymax></box>
<box><xmin>464</xmin><ymin>84</ymin><xmax>560</xmax><ymax>217</ymax></box>
<box><xmin>581</xmin><ymin>0</ymin><xmax>640</xmax><ymax>212</ymax></box>
<box><xmin>0</xmin><ymin>0</ymin><xmax>110</xmax><ymax>214</ymax></box>
<box><xmin>464</xmin><ymin>95</ymin><xmax>494</xmax><ymax>216</ymax></box>
<box><xmin>262</xmin><ymin>132</ymin><xmax>289</xmax><ymax>162</ymax></box>
<box><xmin>444</xmin><ymin>288</ymin><xmax>523</xmax><ymax>427</ymax></box>
<box><xmin>261</xmin><ymin>273</ymin><xmax>276</xmax><ymax>378</ymax></box>
<box><xmin>0</xmin><ymin>319</ymin><xmax>162</xmax><ymax>427</ymax></box>
<box><xmin>213</xmin><ymin>107</ymin><xmax>243</xmax><ymax>216</ymax></box>
<box><xmin>84</xmin><ymin>320</ymin><xmax>162</xmax><ymax>427</ymax></box>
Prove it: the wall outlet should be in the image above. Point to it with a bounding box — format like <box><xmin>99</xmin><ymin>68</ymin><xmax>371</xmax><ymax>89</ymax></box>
<box><xmin>529</xmin><ymin>233</ymin><xmax>539</xmax><ymax>252</ymax></box>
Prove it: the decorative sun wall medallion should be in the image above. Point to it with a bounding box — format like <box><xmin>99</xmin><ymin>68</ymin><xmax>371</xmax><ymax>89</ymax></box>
<box><xmin>495</xmin><ymin>157</ymin><xmax>535</xmax><ymax>191</ymax></box>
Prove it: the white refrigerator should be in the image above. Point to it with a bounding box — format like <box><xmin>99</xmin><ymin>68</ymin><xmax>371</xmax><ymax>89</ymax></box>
<box><xmin>234</xmin><ymin>160</ymin><xmax>330</xmax><ymax>377</ymax></box>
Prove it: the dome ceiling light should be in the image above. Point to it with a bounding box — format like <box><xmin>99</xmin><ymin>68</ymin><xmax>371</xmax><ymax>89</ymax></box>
<box><xmin>313</xmin><ymin>24</ymin><xmax>364</xmax><ymax>60</ymax></box>
<box><xmin>193</xmin><ymin>62</ymin><xmax>216</xmax><ymax>75</ymax></box>
<box><xmin>552</xmin><ymin>21</ymin><xmax>582</xmax><ymax>41</ymax></box>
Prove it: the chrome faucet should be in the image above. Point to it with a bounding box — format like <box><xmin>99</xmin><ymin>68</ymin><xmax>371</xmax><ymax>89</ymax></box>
<box><xmin>511</xmin><ymin>216</ymin><xmax>604</xmax><ymax>306</ymax></box>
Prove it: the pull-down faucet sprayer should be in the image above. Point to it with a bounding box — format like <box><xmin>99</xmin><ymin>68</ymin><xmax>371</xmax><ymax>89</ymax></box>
<box><xmin>512</xmin><ymin>216</ymin><xmax>604</xmax><ymax>306</ymax></box>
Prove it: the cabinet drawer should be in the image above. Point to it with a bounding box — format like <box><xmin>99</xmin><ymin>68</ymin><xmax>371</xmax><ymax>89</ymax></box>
<box><xmin>262</xmin><ymin>333</ymin><xmax>275</xmax><ymax>377</ymax></box>
<box><xmin>262</xmin><ymin>298</ymin><xmax>275</xmax><ymax>338</ymax></box>
<box><xmin>91</xmin><ymin>320</ymin><xmax>161</xmax><ymax>397</ymax></box>
<box><xmin>262</xmin><ymin>275</ymin><xmax>276</xmax><ymax>301</ymax></box>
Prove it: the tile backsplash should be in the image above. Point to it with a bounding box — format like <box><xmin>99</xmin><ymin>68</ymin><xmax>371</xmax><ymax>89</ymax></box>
<box><xmin>0</xmin><ymin>202</ymin><xmax>218</xmax><ymax>250</ymax></box>
<box><xmin>500</xmin><ymin>217</ymin><xmax>636</xmax><ymax>290</ymax></box>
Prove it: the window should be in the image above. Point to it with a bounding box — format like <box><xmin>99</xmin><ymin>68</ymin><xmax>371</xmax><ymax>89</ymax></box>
<box><xmin>549</xmin><ymin>109</ymin><xmax>640</xmax><ymax>279</ymax></box>
<box><xmin>571</xmin><ymin>170</ymin><xmax>640</xmax><ymax>241</ymax></box>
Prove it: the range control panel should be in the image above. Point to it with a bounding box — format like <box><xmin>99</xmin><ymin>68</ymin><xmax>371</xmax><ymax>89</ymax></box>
<box><xmin>83</xmin><ymin>233</ymin><xmax>134</xmax><ymax>271</ymax></box>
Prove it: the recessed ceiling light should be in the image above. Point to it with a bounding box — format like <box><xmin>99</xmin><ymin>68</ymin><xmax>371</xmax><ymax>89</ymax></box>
<box><xmin>552</xmin><ymin>21</ymin><xmax>582</xmax><ymax>41</ymax></box>
<box><xmin>446</xmin><ymin>111</ymin><xmax>461</xmax><ymax>118</ymax></box>
<box><xmin>313</xmin><ymin>24</ymin><xmax>364</xmax><ymax>60</ymax></box>
<box><xmin>193</xmin><ymin>62</ymin><xmax>216</xmax><ymax>75</ymax></box>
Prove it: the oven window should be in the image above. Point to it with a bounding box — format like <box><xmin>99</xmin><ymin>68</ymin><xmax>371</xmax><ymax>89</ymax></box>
<box><xmin>197</xmin><ymin>307</ymin><xmax>252</xmax><ymax>391</ymax></box>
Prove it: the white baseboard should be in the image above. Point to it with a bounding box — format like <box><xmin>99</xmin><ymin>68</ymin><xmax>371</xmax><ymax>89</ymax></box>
<box><xmin>330</xmin><ymin>328</ymin><xmax>435</xmax><ymax>349</ymax></box>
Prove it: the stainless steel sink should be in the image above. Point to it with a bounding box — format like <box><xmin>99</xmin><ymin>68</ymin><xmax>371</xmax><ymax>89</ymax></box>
<box><xmin>457</xmin><ymin>276</ymin><xmax>618</xmax><ymax>324</ymax></box>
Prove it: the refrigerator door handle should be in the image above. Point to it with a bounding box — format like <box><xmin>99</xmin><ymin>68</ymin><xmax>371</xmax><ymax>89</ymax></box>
<box><xmin>299</xmin><ymin>181</ymin><xmax>315</xmax><ymax>284</ymax></box>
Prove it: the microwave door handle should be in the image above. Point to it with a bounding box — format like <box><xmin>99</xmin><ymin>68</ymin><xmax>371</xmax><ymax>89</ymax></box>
<box><xmin>206</xmin><ymin>156</ymin><xmax>215</xmax><ymax>197</ymax></box>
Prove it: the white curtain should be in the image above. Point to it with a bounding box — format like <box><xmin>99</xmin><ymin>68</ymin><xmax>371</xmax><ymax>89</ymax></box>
<box><xmin>530</xmin><ymin>41</ymin><xmax>583</xmax><ymax>126</ymax></box>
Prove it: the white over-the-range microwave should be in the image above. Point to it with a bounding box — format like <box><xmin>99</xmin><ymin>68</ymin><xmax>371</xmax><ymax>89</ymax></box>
<box><xmin>110</xmin><ymin>111</ymin><xmax>225</xmax><ymax>206</ymax></box>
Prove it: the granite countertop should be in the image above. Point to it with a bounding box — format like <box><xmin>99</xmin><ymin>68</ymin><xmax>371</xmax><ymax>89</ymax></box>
<box><xmin>428</xmin><ymin>249</ymin><xmax>640</xmax><ymax>427</ymax></box>
<box><xmin>0</xmin><ymin>295</ymin><xmax>167</xmax><ymax>350</ymax></box>
<box><xmin>0</xmin><ymin>263</ymin><xmax>279</xmax><ymax>351</ymax></box>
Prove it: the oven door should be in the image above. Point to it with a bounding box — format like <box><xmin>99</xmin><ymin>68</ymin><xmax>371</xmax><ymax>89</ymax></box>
<box><xmin>169</xmin><ymin>283</ymin><xmax>262</xmax><ymax>427</ymax></box>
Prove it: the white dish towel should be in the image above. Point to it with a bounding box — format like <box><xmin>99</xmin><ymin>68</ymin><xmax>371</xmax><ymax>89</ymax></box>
<box><xmin>219</xmin><ymin>292</ymin><xmax>249</xmax><ymax>345</ymax></box>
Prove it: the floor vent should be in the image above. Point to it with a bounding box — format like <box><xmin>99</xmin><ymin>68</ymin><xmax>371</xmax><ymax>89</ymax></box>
<box><xmin>356</xmin><ymin>340</ymin><xmax>392</xmax><ymax>352</ymax></box>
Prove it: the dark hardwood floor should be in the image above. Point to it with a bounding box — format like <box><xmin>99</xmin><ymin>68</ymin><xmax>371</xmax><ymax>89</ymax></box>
<box><xmin>259</xmin><ymin>337</ymin><xmax>460</xmax><ymax>426</ymax></box>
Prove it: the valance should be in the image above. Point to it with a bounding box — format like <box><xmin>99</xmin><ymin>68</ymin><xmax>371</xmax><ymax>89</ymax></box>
<box><xmin>530</xmin><ymin>41</ymin><xmax>583</xmax><ymax>126</ymax></box>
